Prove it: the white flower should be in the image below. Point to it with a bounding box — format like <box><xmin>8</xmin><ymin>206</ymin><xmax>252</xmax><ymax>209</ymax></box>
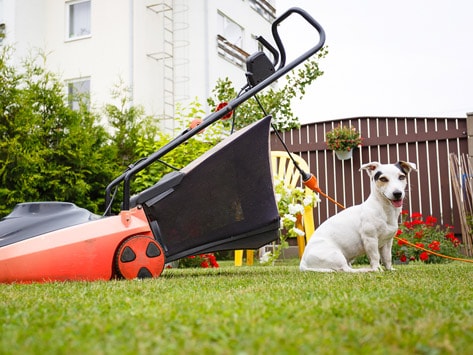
<box><xmin>288</xmin><ymin>203</ymin><xmax>304</xmax><ymax>215</ymax></box>
<box><xmin>303</xmin><ymin>195</ymin><xmax>313</xmax><ymax>207</ymax></box>
<box><xmin>283</xmin><ymin>186</ymin><xmax>292</xmax><ymax>196</ymax></box>
<box><xmin>259</xmin><ymin>251</ymin><xmax>272</xmax><ymax>263</ymax></box>
<box><xmin>294</xmin><ymin>187</ymin><xmax>304</xmax><ymax>194</ymax></box>
<box><xmin>304</xmin><ymin>193</ymin><xmax>320</xmax><ymax>207</ymax></box>
<box><xmin>282</xmin><ymin>213</ymin><xmax>297</xmax><ymax>223</ymax></box>
<box><xmin>292</xmin><ymin>227</ymin><xmax>305</xmax><ymax>237</ymax></box>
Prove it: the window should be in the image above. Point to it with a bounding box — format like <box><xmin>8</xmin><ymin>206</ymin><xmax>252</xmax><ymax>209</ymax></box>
<box><xmin>217</xmin><ymin>12</ymin><xmax>248</xmax><ymax>68</ymax></box>
<box><xmin>218</xmin><ymin>12</ymin><xmax>243</xmax><ymax>48</ymax></box>
<box><xmin>0</xmin><ymin>0</ymin><xmax>5</xmax><ymax>45</ymax></box>
<box><xmin>0</xmin><ymin>23</ymin><xmax>5</xmax><ymax>46</ymax></box>
<box><xmin>67</xmin><ymin>0</ymin><xmax>91</xmax><ymax>39</ymax></box>
<box><xmin>67</xmin><ymin>78</ymin><xmax>90</xmax><ymax>110</ymax></box>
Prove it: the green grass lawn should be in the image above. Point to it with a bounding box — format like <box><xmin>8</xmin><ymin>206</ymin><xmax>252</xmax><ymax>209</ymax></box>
<box><xmin>1</xmin><ymin>261</ymin><xmax>473</xmax><ymax>354</ymax></box>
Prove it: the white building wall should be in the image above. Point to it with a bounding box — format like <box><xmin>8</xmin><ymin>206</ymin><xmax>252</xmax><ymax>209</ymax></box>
<box><xmin>2</xmin><ymin>0</ymin><xmax>47</xmax><ymax>64</ymax></box>
<box><xmin>1</xmin><ymin>0</ymin><xmax>275</xmax><ymax>131</ymax></box>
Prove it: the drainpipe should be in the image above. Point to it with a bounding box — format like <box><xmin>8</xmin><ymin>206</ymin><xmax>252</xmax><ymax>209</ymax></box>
<box><xmin>129</xmin><ymin>0</ymin><xmax>134</xmax><ymax>106</ymax></box>
<box><xmin>467</xmin><ymin>112</ymin><xmax>473</xmax><ymax>158</ymax></box>
<box><xmin>204</xmin><ymin>0</ymin><xmax>209</xmax><ymax>113</ymax></box>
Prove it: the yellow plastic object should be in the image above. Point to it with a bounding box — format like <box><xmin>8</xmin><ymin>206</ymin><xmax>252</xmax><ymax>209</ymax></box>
<box><xmin>234</xmin><ymin>151</ymin><xmax>316</xmax><ymax>266</ymax></box>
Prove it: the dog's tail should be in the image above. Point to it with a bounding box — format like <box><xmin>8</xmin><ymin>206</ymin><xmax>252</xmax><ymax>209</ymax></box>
<box><xmin>300</xmin><ymin>264</ymin><xmax>377</xmax><ymax>273</ymax></box>
<box><xmin>300</xmin><ymin>264</ymin><xmax>336</xmax><ymax>273</ymax></box>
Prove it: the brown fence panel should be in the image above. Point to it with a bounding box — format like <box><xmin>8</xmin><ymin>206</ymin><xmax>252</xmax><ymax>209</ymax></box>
<box><xmin>270</xmin><ymin>117</ymin><xmax>467</xmax><ymax>235</ymax></box>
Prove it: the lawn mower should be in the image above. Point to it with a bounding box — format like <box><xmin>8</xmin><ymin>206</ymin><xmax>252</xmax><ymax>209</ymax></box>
<box><xmin>0</xmin><ymin>8</ymin><xmax>325</xmax><ymax>283</ymax></box>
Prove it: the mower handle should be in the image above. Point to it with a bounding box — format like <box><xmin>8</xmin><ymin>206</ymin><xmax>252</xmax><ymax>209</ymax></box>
<box><xmin>105</xmin><ymin>7</ymin><xmax>325</xmax><ymax>214</ymax></box>
<box><xmin>271</xmin><ymin>7</ymin><xmax>325</xmax><ymax>70</ymax></box>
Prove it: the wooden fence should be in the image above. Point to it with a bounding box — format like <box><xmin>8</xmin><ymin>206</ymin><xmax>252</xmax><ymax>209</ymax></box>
<box><xmin>270</xmin><ymin>116</ymin><xmax>468</xmax><ymax>235</ymax></box>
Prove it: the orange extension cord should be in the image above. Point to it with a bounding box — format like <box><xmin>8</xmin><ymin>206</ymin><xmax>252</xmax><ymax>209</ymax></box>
<box><xmin>393</xmin><ymin>237</ymin><xmax>473</xmax><ymax>263</ymax></box>
<box><xmin>303</xmin><ymin>173</ymin><xmax>473</xmax><ymax>264</ymax></box>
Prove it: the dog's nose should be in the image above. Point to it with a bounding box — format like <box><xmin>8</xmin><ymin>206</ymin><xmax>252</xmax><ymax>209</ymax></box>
<box><xmin>393</xmin><ymin>191</ymin><xmax>403</xmax><ymax>200</ymax></box>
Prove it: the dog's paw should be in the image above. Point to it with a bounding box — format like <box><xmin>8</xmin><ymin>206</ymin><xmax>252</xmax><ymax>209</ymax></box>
<box><xmin>371</xmin><ymin>265</ymin><xmax>384</xmax><ymax>272</ymax></box>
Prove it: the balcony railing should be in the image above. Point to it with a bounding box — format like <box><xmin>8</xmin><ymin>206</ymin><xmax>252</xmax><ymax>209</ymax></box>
<box><xmin>217</xmin><ymin>34</ymin><xmax>249</xmax><ymax>69</ymax></box>
<box><xmin>249</xmin><ymin>0</ymin><xmax>276</xmax><ymax>22</ymax></box>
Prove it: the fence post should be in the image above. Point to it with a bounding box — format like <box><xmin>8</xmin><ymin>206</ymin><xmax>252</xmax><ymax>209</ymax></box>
<box><xmin>467</xmin><ymin>112</ymin><xmax>473</xmax><ymax>157</ymax></box>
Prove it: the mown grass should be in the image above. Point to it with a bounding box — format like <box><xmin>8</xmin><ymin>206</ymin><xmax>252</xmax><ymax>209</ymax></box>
<box><xmin>1</xmin><ymin>261</ymin><xmax>473</xmax><ymax>354</ymax></box>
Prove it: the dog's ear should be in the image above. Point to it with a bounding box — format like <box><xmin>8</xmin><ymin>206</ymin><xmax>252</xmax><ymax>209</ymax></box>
<box><xmin>359</xmin><ymin>162</ymin><xmax>380</xmax><ymax>176</ymax></box>
<box><xmin>396</xmin><ymin>161</ymin><xmax>417</xmax><ymax>174</ymax></box>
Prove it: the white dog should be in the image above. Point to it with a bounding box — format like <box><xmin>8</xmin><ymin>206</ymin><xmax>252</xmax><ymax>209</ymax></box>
<box><xmin>300</xmin><ymin>161</ymin><xmax>416</xmax><ymax>273</ymax></box>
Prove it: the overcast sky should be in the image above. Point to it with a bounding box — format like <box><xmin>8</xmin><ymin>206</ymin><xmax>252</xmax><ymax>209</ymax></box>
<box><xmin>276</xmin><ymin>0</ymin><xmax>473</xmax><ymax>123</ymax></box>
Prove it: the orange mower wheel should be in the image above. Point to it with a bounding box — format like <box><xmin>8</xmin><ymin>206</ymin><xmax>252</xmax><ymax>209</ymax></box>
<box><xmin>115</xmin><ymin>235</ymin><xmax>165</xmax><ymax>280</ymax></box>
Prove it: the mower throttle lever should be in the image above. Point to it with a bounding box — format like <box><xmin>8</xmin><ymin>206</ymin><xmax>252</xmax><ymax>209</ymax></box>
<box><xmin>255</xmin><ymin>36</ymin><xmax>279</xmax><ymax>67</ymax></box>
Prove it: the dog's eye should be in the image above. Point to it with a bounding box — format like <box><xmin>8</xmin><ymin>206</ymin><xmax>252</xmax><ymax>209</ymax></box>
<box><xmin>399</xmin><ymin>175</ymin><xmax>406</xmax><ymax>181</ymax></box>
<box><xmin>379</xmin><ymin>177</ymin><xmax>389</xmax><ymax>182</ymax></box>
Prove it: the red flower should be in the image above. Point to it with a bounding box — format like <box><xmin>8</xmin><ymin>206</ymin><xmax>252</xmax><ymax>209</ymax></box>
<box><xmin>411</xmin><ymin>212</ymin><xmax>423</xmax><ymax>220</ymax></box>
<box><xmin>414</xmin><ymin>231</ymin><xmax>423</xmax><ymax>239</ymax></box>
<box><xmin>180</xmin><ymin>253</ymin><xmax>219</xmax><ymax>268</ymax></box>
<box><xmin>419</xmin><ymin>251</ymin><xmax>429</xmax><ymax>261</ymax></box>
<box><xmin>445</xmin><ymin>232</ymin><xmax>455</xmax><ymax>241</ymax></box>
<box><xmin>426</xmin><ymin>216</ymin><xmax>437</xmax><ymax>226</ymax></box>
<box><xmin>401</xmin><ymin>210</ymin><xmax>409</xmax><ymax>216</ymax></box>
<box><xmin>415</xmin><ymin>243</ymin><xmax>424</xmax><ymax>248</ymax></box>
<box><xmin>189</xmin><ymin>118</ymin><xmax>205</xmax><ymax>134</ymax></box>
<box><xmin>445</xmin><ymin>233</ymin><xmax>461</xmax><ymax>247</ymax></box>
<box><xmin>400</xmin><ymin>254</ymin><xmax>407</xmax><ymax>262</ymax></box>
<box><xmin>215</xmin><ymin>102</ymin><xmax>234</xmax><ymax>120</ymax></box>
<box><xmin>428</xmin><ymin>241</ymin><xmax>441</xmax><ymax>251</ymax></box>
<box><xmin>397</xmin><ymin>238</ymin><xmax>408</xmax><ymax>246</ymax></box>
<box><xmin>445</xmin><ymin>232</ymin><xmax>460</xmax><ymax>247</ymax></box>
<box><xmin>207</xmin><ymin>254</ymin><xmax>219</xmax><ymax>268</ymax></box>
<box><xmin>396</xmin><ymin>229</ymin><xmax>403</xmax><ymax>236</ymax></box>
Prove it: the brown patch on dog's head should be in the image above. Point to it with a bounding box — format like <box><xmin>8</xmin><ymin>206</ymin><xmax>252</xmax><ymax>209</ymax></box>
<box><xmin>359</xmin><ymin>162</ymin><xmax>381</xmax><ymax>178</ymax></box>
<box><xmin>395</xmin><ymin>161</ymin><xmax>417</xmax><ymax>174</ymax></box>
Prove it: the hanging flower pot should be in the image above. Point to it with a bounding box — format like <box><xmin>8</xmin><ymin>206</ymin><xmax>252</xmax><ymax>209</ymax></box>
<box><xmin>326</xmin><ymin>125</ymin><xmax>362</xmax><ymax>157</ymax></box>
<box><xmin>335</xmin><ymin>149</ymin><xmax>353</xmax><ymax>160</ymax></box>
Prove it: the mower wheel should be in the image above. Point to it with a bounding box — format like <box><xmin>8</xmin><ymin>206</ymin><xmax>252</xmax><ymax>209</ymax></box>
<box><xmin>115</xmin><ymin>235</ymin><xmax>165</xmax><ymax>279</ymax></box>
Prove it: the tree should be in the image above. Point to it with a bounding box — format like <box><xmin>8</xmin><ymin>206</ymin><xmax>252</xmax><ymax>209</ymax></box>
<box><xmin>104</xmin><ymin>82</ymin><xmax>159</xmax><ymax>168</ymax></box>
<box><xmin>0</xmin><ymin>48</ymin><xmax>117</xmax><ymax>216</ymax></box>
<box><xmin>0</xmin><ymin>46</ymin><xmax>328</xmax><ymax>217</ymax></box>
<box><xmin>207</xmin><ymin>48</ymin><xmax>328</xmax><ymax>131</ymax></box>
<box><xmin>132</xmin><ymin>98</ymin><xmax>225</xmax><ymax>194</ymax></box>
